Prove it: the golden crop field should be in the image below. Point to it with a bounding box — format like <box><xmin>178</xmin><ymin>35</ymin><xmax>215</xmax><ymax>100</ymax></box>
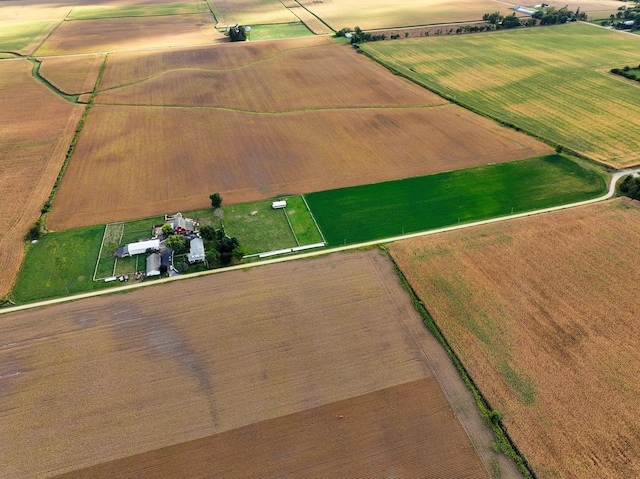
<box><xmin>1</xmin><ymin>249</ymin><xmax>489</xmax><ymax>478</ymax></box>
<box><xmin>208</xmin><ymin>0</ymin><xmax>297</xmax><ymax>26</ymax></box>
<box><xmin>38</xmin><ymin>54</ymin><xmax>104</xmax><ymax>95</ymax></box>
<box><xmin>363</xmin><ymin>23</ymin><xmax>640</xmax><ymax>167</ymax></box>
<box><xmin>287</xmin><ymin>5</ymin><xmax>333</xmax><ymax>35</ymax></box>
<box><xmin>299</xmin><ymin>0</ymin><xmax>519</xmax><ymax>30</ymax></box>
<box><xmin>95</xmin><ymin>43</ymin><xmax>448</xmax><ymax>109</ymax></box>
<box><xmin>390</xmin><ymin>198</ymin><xmax>640</xmax><ymax>479</ymax></box>
<box><xmin>0</xmin><ymin>60</ymin><xmax>84</xmax><ymax>299</ymax></box>
<box><xmin>48</xmin><ymin>103</ymin><xmax>551</xmax><ymax>230</ymax></box>
<box><xmin>35</xmin><ymin>14</ymin><xmax>225</xmax><ymax>55</ymax></box>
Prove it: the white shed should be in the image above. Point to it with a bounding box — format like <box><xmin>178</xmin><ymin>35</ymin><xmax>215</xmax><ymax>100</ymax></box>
<box><xmin>272</xmin><ymin>200</ymin><xmax>287</xmax><ymax>209</ymax></box>
<box><xmin>127</xmin><ymin>239</ymin><xmax>160</xmax><ymax>256</ymax></box>
<box><xmin>146</xmin><ymin>253</ymin><xmax>161</xmax><ymax>276</ymax></box>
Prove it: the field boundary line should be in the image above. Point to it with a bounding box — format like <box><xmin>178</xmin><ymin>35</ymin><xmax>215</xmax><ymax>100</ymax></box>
<box><xmin>301</xmin><ymin>194</ymin><xmax>326</xmax><ymax>244</ymax></box>
<box><xmin>281</xmin><ymin>202</ymin><xmax>300</xmax><ymax>246</ymax></box>
<box><xmin>2</xmin><ymin>170</ymin><xmax>636</xmax><ymax>315</ymax></box>
<box><xmin>93</xmin><ymin>224</ymin><xmax>109</xmax><ymax>281</ymax></box>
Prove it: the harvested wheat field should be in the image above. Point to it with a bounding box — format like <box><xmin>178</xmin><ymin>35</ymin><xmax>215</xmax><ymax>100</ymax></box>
<box><xmin>0</xmin><ymin>60</ymin><xmax>84</xmax><ymax>299</ymax></box>
<box><xmin>95</xmin><ymin>43</ymin><xmax>447</xmax><ymax>109</ymax></box>
<box><xmin>209</xmin><ymin>0</ymin><xmax>297</xmax><ymax>26</ymax></box>
<box><xmin>389</xmin><ymin>198</ymin><xmax>640</xmax><ymax>479</ymax></box>
<box><xmin>300</xmin><ymin>0</ymin><xmax>519</xmax><ymax>30</ymax></box>
<box><xmin>286</xmin><ymin>4</ymin><xmax>333</xmax><ymax>35</ymax></box>
<box><xmin>35</xmin><ymin>15</ymin><xmax>225</xmax><ymax>56</ymax></box>
<box><xmin>48</xmin><ymin>103</ymin><xmax>551</xmax><ymax>230</ymax></box>
<box><xmin>0</xmin><ymin>249</ymin><xmax>493</xmax><ymax>478</ymax></box>
<box><xmin>97</xmin><ymin>36</ymin><xmax>333</xmax><ymax>90</ymax></box>
<box><xmin>38</xmin><ymin>54</ymin><xmax>104</xmax><ymax>95</ymax></box>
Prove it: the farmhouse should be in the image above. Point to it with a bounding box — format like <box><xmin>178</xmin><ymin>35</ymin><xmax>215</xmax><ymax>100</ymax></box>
<box><xmin>115</xmin><ymin>239</ymin><xmax>160</xmax><ymax>258</ymax></box>
<box><xmin>187</xmin><ymin>237</ymin><xmax>205</xmax><ymax>263</ymax></box>
<box><xmin>167</xmin><ymin>212</ymin><xmax>196</xmax><ymax>235</ymax></box>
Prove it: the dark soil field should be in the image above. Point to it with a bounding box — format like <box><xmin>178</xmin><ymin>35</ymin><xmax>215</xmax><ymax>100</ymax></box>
<box><xmin>390</xmin><ymin>198</ymin><xmax>640</xmax><ymax>478</ymax></box>
<box><xmin>0</xmin><ymin>249</ymin><xmax>490</xmax><ymax>478</ymax></box>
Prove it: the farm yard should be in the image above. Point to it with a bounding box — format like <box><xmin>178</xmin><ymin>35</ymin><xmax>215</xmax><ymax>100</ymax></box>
<box><xmin>389</xmin><ymin>198</ymin><xmax>640</xmax><ymax>478</ymax></box>
<box><xmin>0</xmin><ymin>59</ymin><xmax>84</xmax><ymax>300</ymax></box>
<box><xmin>305</xmin><ymin>154</ymin><xmax>606</xmax><ymax>246</ymax></box>
<box><xmin>1</xmin><ymin>250</ymin><xmax>494</xmax><ymax>479</ymax></box>
<box><xmin>362</xmin><ymin>23</ymin><xmax>640</xmax><ymax>167</ymax></box>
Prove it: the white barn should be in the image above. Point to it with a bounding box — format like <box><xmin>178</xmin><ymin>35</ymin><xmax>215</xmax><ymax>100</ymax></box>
<box><xmin>127</xmin><ymin>239</ymin><xmax>160</xmax><ymax>256</ymax></box>
<box><xmin>272</xmin><ymin>200</ymin><xmax>287</xmax><ymax>209</ymax></box>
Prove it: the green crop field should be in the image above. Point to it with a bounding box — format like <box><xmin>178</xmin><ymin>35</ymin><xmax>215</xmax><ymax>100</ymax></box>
<box><xmin>247</xmin><ymin>22</ymin><xmax>313</xmax><ymax>40</ymax></box>
<box><xmin>305</xmin><ymin>155</ymin><xmax>606</xmax><ymax>246</ymax></box>
<box><xmin>0</xmin><ymin>21</ymin><xmax>58</xmax><ymax>54</ymax></box>
<box><xmin>361</xmin><ymin>23</ymin><xmax>640</xmax><ymax>167</ymax></box>
<box><xmin>66</xmin><ymin>3</ymin><xmax>208</xmax><ymax>20</ymax></box>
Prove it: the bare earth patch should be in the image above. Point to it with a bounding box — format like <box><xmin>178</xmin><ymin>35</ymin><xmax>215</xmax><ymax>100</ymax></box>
<box><xmin>0</xmin><ymin>60</ymin><xmax>83</xmax><ymax>299</ymax></box>
<box><xmin>0</xmin><ymin>249</ymin><xmax>491</xmax><ymax>478</ymax></box>
<box><xmin>389</xmin><ymin>198</ymin><xmax>640</xmax><ymax>479</ymax></box>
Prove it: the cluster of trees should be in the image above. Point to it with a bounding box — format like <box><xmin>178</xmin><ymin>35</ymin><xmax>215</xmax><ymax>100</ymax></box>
<box><xmin>228</xmin><ymin>24</ymin><xmax>246</xmax><ymax>42</ymax></box>
<box><xmin>620</xmin><ymin>174</ymin><xmax>640</xmax><ymax>200</ymax></box>
<box><xmin>611</xmin><ymin>65</ymin><xmax>640</xmax><ymax>82</ymax></box>
<box><xmin>200</xmin><ymin>224</ymin><xmax>243</xmax><ymax>265</ymax></box>
<box><xmin>531</xmin><ymin>6</ymin><xmax>586</xmax><ymax>24</ymax></box>
<box><xmin>482</xmin><ymin>12</ymin><xmax>534</xmax><ymax>28</ymax></box>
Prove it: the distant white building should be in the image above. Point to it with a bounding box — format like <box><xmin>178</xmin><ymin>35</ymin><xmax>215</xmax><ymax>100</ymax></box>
<box><xmin>272</xmin><ymin>200</ymin><xmax>287</xmax><ymax>209</ymax></box>
<box><xmin>146</xmin><ymin>253</ymin><xmax>162</xmax><ymax>276</ymax></box>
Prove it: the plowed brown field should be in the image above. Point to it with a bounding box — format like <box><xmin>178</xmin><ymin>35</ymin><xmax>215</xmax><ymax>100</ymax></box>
<box><xmin>35</xmin><ymin>15</ymin><xmax>225</xmax><ymax>56</ymax></box>
<box><xmin>0</xmin><ymin>250</ymin><xmax>488</xmax><ymax>478</ymax></box>
<box><xmin>54</xmin><ymin>378</ymin><xmax>484</xmax><ymax>479</ymax></box>
<box><xmin>95</xmin><ymin>43</ymin><xmax>446</xmax><ymax>109</ymax></box>
<box><xmin>389</xmin><ymin>198</ymin><xmax>640</xmax><ymax>479</ymax></box>
<box><xmin>0</xmin><ymin>60</ymin><xmax>83</xmax><ymax>299</ymax></box>
<box><xmin>48</xmin><ymin>104</ymin><xmax>551</xmax><ymax>230</ymax></box>
<box><xmin>96</xmin><ymin>37</ymin><xmax>337</xmax><ymax>90</ymax></box>
<box><xmin>287</xmin><ymin>5</ymin><xmax>333</xmax><ymax>35</ymax></box>
<box><xmin>38</xmin><ymin>54</ymin><xmax>104</xmax><ymax>95</ymax></box>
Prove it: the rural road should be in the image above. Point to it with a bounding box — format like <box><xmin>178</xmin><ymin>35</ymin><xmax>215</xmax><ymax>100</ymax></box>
<box><xmin>1</xmin><ymin>168</ymin><xmax>638</xmax><ymax>316</ymax></box>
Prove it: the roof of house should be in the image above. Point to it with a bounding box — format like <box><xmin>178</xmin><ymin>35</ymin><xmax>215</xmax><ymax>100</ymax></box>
<box><xmin>146</xmin><ymin>253</ymin><xmax>161</xmax><ymax>276</ymax></box>
<box><xmin>188</xmin><ymin>237</ymin><xmax>205</xmax><ymax>263</ymax></box>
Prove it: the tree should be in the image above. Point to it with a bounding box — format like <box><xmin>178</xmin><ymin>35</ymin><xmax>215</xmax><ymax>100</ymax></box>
<box><xmin>200</xmin><ymin>224</ymin><xmax>217</xmax><ymax>241</ymax></box>
<box><xmin>483</xmin><ymin>11</ymin><xmax>504</xmax><ymax>24</ymax></box>
<box><xmin>229</xmin><ymin>25</ymin><xmax>246</xmax><ymax>42</ymax></box>
<box><xmin>209</xmin><ymin>192</ymin><xmax>222</xmax><ymax>209</ymax></box>
<box><xmin>161</xmin><ymin>223</ymin><xmax>174</xmax><ymax>236</ymax></box>
<box><xmin>165</xmin><ymin>234</ymin><xmax>187</xmax><ymax>254</ymax></box>
<box><xmin>205</xmin><ymin>248</ymin><xmax>220</xmax><ymax>266</ymax></box>
<box><xmin>501</xmin><ymin>13</ymin><xmax>522</xmax><ymax>28</ymax></box>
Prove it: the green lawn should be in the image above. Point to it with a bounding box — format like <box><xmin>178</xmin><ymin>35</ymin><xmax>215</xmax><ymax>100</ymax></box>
<box><xmin>361</xmin><ymin>23</ymin><xmax>640</xmax><ymax>166</ymax></box>
<box><xmin>285</xmin><ymin>195</ymin><xmax>324</xmax><ymax>245</ymax></box>
<box><xmin>305</xmin><ymin>155</ymin><xmax>607</xmax><ymax>246</ymax></box>
<box><xmin>12</xmin><ymin>225</ymin><xmax>109</xmax><ymax>303</ymax></box>
<box><xmin>220</xmin><ymin>200</ymin><xmax>297</xmax><ymax>254</ymax></box>
<box><xmin>66</xmin><ymin>3</ymin><xmax>208</xmax><ymax>20</ymax></box>
<box><xmin>247</xmin><ymin>22</ymin><xmax>313</xmax><ymax>40</ymax></box>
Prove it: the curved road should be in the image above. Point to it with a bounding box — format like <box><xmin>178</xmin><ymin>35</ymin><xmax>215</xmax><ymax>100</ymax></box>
<box><xmin>1</xmin><ymin>168</ymin><xmax>638</xmax><ymax>315</ymax></box>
